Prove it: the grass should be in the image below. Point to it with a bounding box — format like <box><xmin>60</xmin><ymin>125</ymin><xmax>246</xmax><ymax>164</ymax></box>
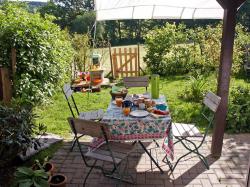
<box><xmin>34</xmin><ymin>74</ymin><xmax>250</xmax><ymax>137</ymax></box>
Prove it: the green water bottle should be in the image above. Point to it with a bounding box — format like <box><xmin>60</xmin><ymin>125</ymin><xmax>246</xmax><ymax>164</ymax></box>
<box><xmin>151</xmin><ymin>74</ymin><xmax>160</xmax><ymax>99</ymax></box>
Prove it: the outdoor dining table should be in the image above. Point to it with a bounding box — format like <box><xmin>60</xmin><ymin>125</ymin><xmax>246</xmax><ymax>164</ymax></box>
<box><xmin>96</xmin><ymin>95</ymin><xmax>174</xmax><ymax>173</ymax></box>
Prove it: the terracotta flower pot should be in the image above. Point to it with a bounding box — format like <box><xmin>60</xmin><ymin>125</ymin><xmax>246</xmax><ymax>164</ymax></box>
<box><xmin>49</xmin><ymin>174</ymin><xmax>67</xmax><ymax>187</ymax></box>
<box><xmin>32</xmin><ymin>162</ymin><xmax>55</xmax><ymax>176</ymax></box>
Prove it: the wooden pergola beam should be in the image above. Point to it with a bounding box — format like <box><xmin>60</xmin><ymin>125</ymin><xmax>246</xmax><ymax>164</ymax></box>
<box><xmin>211</xmin><ymin>0</ymin><xmax>246</xmax><ymax>157</ymax></box>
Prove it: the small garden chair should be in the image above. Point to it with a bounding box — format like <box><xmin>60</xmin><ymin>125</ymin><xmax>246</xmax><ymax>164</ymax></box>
<box><xmin>163</xmin><ymin>91</ymin><xmax>221</xmax><ymax>172</ymax></box>
<box><xmin>68</xmin><ymin>117</ymin><xmax>136</xmax><ymax>186</ymax></box>
<box><xmin>123</xmin><ymin>76</ymin><xmax>149</xmax><ymax>91</ymax></box>
<box><xmin>62</xmin><ymin>83</ymin><xmax>104</xmax><ymax>151</ymax></box>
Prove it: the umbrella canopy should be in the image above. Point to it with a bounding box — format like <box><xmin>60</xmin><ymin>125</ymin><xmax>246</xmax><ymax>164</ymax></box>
<box><xmin>95</xmin><ymin>0</ymin><xmax>224</xmax><ymax>21</ymax></box>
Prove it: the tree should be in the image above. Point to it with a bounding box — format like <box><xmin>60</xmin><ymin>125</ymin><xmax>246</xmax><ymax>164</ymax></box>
<box><xmin>39</xmin><ymin>0</ymin><xmax>94</xmax><ymax>29</ymax></box>
<box><xmin>0</xmin><ymin>2</ymin><xmax>74</xmax><ymax>104</ymax></box>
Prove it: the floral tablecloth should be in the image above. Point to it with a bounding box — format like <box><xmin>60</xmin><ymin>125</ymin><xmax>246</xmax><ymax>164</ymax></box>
<box><xmin>100</xmin><ymin>95</ymin><xmax>174</xmax><ymax>160</ymax></box>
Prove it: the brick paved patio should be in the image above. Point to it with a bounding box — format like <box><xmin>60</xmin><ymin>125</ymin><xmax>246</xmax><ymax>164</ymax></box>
<box><xmin>50</xmin><ymin>134</ymin><xmax>250</xmax><ymax>187</ymax></box>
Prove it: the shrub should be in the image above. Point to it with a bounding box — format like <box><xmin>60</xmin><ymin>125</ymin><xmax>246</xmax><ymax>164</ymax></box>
<box><xmin>227</xmin><ymin>86</ymin><xmax>250</xmax><ymax>133</ymax></box>
<box><xmin>144</xmin><ymin>22</ymin><xmax>250</xmax><ymax>76</ymax></box>
<box><xmin>0</xmin><ymin>103</ymin><xmax>46</xmax><ymax>168</ymax></box>
<box><xmin>144</xmin><ymin>23</ymin><xmax>191</xmax><ymax>75</ymax></box>
<box><xmin>179</xmin><ymin>72</ymin><xmax>208</xmax><ymax>102</ymax></box>
<box><xmin>72</xmin><ymin>33</ymin><xmax>91</xmax><ymax>72</ymax></box>
<box><xmin>0</xmin><ymin>3</ymin><xmax>74</xmax><ymax>104</ymax></box>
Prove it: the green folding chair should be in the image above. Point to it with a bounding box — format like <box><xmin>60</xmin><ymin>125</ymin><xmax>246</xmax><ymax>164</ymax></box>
<box><xmin>163</xmin><ymin>91</ymin><xmax>221</xmax><ymax>172</ymax></box>
<box><xmin>68</xmin><ymin>117</ymin><xmax>136</xmax><ymax>186</ymax></box>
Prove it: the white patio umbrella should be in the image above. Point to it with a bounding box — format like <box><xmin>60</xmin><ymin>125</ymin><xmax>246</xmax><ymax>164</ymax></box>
<box><xmin>95</xmin><ymin>0</ymin><xmax>224</xmax><ymax>21</ymax></box>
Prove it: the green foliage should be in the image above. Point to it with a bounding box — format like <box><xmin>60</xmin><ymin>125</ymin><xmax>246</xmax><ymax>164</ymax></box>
<box><xmin>227</xmin><ymin>86</ymin><xmax>250</xmax><ymax>133</ymax></box>
<box><xmin>38</xmin><ymin>0</ymin><xmax>94</xmax><ymax>29</ymax></box>
<box><xmin>180</xmin><ymin>72</ymin><xmax>208</xmax><ymax>102</ymax></box>
<box><xmin>71</xmin><ymin>11</ymin><xmax>104</xmax><ymax>38</ymax></box>
<box><xmin>144</xmin><ymin>22</ymin><xmax>250</xmax><ymax>76</ymax></box>
<box><xmin>144</xmin><ymin>23</ymin><xmax>190</xmax><ymax>75</ymax></box>
<box><xmin>0</xmin><ymin>3</ymin><xmax>74</xmax><ymax>104</ymax></box>
<box><xmin>0</xmin><ymin>103</ymin><xmax>47</xmax><ymax>167</ymax></box>
<box><xmin>13</xmin><ymin>167</ymin><xmax>49</xmax><ymax>187</ymax></box>
<box><xmin>72</xmin><ymin>33</ymin><xmax>91</xmax><ymax>72</ymax></box>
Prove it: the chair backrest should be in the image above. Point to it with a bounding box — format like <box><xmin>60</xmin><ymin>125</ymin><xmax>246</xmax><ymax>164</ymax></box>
<box><xmin>123</xmin><ymin>76</ymin><xmax>149</xmax><ymax>89</ymax></box>
<box><xmin>62</xmin><ymin>83</ymin><xmax>79</xmax><ymax>117</ymax></box>
<box><xmin>68</xmin><ymin>117</ymin><xmax>110</xmax><ymax>139</ymax></box>
<box><xmin>63</xmin><ymin>83</ymin><xmax>73</xmax><ymax>99</ymax></box>
<box><xmin>203</xmin><ymin>91</ymin><xmax>221</xmax><ymax>113</ymax></box>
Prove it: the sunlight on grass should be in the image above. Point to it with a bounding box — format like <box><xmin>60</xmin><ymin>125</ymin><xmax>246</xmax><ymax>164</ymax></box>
<box><xmin>34</xmin><ymin>75</ymin><xmax>249</xmax><ymax>137</ymax></box>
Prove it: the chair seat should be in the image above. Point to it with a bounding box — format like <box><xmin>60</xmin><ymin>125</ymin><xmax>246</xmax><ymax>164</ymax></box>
<box><xmin>173</xmin><ymin>123</ymin><xmax>203</xmax><ymax>137</ymax></box>
<box><xmin>79</xmin><ymin>109</ymin><xmax>104</xmax><ymax>120</ymax></box>
<box><xmin>85</xmin><ymin>142</ymin><xmax>135</xmax><ymax>164</ymax></box>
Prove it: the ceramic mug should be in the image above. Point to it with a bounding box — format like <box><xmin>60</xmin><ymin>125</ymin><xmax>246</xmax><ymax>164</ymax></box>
<box><xmin>139</xmin><ymin>103</ymin><xmax>146</xmax><ymax>110</ymax></box>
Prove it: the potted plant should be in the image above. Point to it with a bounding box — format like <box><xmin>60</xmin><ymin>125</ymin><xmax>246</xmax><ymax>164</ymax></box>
<box><xmin>13</xmin><ymin>167</ymin><xmax>51</xmax><ymax>187</ymax></box>
<box><xmin>49</xmin><ymin>174</ymin><xmax>67</xmax><ymax>187</ymax></box>
<box><xmin>32</xmin><ymin>157</ymin><xmax>55</xmax><ymax>176</ymax></box>
<box><xmin>0</xmin><ymin>104</ymin><xmax>47</xmax><ymax>168</ymax></box>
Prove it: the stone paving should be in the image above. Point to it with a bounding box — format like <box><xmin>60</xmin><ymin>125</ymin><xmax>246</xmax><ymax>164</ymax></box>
<box><xmin>50</xmin><ymin>134</ymin><xmax>250</xmax><ymax>187</ymax></box>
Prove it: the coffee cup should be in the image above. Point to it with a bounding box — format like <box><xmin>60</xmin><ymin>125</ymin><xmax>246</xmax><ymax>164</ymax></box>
<box><xmin>139</xmin><ymin>103</ymin><xmax>146</xmax><ymax>110</ymax></box>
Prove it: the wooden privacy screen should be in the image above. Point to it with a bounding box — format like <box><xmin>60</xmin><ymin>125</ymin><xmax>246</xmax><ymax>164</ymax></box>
<box><xmin>111</xmin><ymin>46</ymin><xmax>140</xmax><ymax>78</ymax></box>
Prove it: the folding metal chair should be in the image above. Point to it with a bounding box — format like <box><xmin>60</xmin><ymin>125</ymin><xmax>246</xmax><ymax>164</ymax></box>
<box><xmin>68</xmin><ymin>117</ymin><xmax>136</xmax><ymax>186</ymax></box>
<box><xmin>163</xmin><ymin>91</ymin><xmax>221</xmax><ymax>172</ymax></box>
<box><xmin>62</xmin><ymin>83</ymin><xmax>104</xmax><ymax>150</ymax></box>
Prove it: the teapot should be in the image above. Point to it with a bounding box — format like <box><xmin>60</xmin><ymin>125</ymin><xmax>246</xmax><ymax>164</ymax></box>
<box><xmin>123</xmin><ymin>100</ymin><xmax>133</xmax><ymax>108</ymax></box>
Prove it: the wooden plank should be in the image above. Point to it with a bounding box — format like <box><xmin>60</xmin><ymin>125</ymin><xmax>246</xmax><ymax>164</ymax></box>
<box><xmin>173</xmin><ymin>123</ymin><xmax>188</xmax><ymax>137</ymax></box>
<box><xmin>203</xmin><ymin>92</ymin><xmax>221</xmax><ymax>112</ymax></box>
<box><xmin>123</xmin><ymin>76</ymin><xmax>149</xmax><ymax>88</ymax></box>
<box><xmin>172</xmin><ymin>123</ymin><xmax>183</xmax><ymax>137</ymax></box>
<box><xmin>125</xmin><ymin>48</ymin><xmax>129</xmax><ymax>77</ymax></box>
<box><xmin>113</xmin><ymin>49</ymin><xmax>118</xmax><ymax>78</ymax></box>
<box><xmin>137</xmin><ymin>44</ymin><xmax>140</xmax><ymax>76</ymax></box>
<box><xmin>123</xmin><ymin>76</ymin><xmax>149</xmax><ymax>82</ymax></box>
<box><xmin>134</xmin><ymin>47</ymin><xmax>138</xmax><ymax>76</ymax></box>
<box><xmin>79</xmin><ymin>109</ymin><xmax>104</xmax><ymax>120</ymax></box>
<box><xmin>130</xmin><ymin>49</ymin><xmax>133</xmax><ymax>77</ymax></box>
<box><xmin>122</xmin><ymin>48</ymin><xmax>126</xmax><ymax>78</ymax></box>
<box><xmin>109</xmin><ymin>44</ymin><xmax>114</xmax><ymax>78</ymax></box>
<box><xmin>181</xmin><ymin>124</ymin><xmax>202</xmax><ymax>137</ymax></box>
<box><xmin>116</xmin><ymin>55</ymin><xmax>135</xmax><ymax>72</ymax></box>
<box><xmin>0</xmin><ymin>68</ymin><xmax>12</xmax><ymax>104</ymax></box>
<box><xmin>63</xmin><ymin>83</ymin><xmax>73</xmax><ymax>99</ymax></box>
<box><xmin>68</xmin><ymin>117</ymin><xmax>109</xmax><ymax>138</ymax></box>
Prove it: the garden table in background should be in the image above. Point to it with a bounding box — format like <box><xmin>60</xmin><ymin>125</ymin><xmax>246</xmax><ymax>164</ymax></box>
<box><xmin>98</xmin><ymin>95</ymin><xmax>174</xmax><ymax>173</ymax></box>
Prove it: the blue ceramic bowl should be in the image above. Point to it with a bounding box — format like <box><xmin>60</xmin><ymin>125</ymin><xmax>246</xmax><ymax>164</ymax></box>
<box><xmin>156</xmin><ymin>104</ymin><xmax>167</xmax><ymax>111</ymax></box>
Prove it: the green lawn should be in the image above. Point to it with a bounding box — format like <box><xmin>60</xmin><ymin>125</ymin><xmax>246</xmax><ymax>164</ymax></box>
<box><xmin>34</xmin><ymin>75</ymin><xmax>249</xmax><ymax>137</ymax></box>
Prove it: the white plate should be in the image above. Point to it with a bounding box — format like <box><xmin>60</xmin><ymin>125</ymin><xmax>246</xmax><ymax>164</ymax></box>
<box><xmin>130</xmin><ymin>110</ymin><xmax>149</xmax><ymax>118</ymax></box>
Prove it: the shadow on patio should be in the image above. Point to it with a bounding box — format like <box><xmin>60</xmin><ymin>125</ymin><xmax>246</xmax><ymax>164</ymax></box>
<box><xmin>49</xmin><ymin>134</ymin><xmax>250</xmax><ymax>187</ymax></box>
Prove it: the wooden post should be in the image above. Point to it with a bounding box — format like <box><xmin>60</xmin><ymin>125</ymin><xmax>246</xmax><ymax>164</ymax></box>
<box><xmin>0</xmin><ymin>67</ymin><xmax>12</xmax><ymax>104</ymax></box>
<box><xmin>108</xmin><ymin>43</ymin><xmax>114</xmax><ymax>79</ymax></box>
<box><xmin>137</xmin><ymin>43</ymin><xmax>140</xmax><ymax>76</ymax></box>
<box><xmin>211</xmin><ymin>0</ymin><xmax>246</xmax><ymax>156</ymax></box>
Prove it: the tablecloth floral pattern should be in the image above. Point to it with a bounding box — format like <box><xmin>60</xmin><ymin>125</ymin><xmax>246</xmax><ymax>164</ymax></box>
<box><xmin>101</xmin><ymin>95</ymin><xmax>174</xmax><ymax>160</ymax></box>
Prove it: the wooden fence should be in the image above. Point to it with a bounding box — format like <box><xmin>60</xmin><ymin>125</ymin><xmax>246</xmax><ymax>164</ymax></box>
<box><xmin>108</xmin><ymin>45</ymin><xmax>141</xmax><ymax>79</ymax></box>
